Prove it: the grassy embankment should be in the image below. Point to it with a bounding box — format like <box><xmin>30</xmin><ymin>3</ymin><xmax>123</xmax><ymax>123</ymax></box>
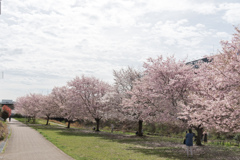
<box><xmin>14</xmin><ymin>118</ymin><xmax>240</xmax><ymax>160</ymax></box>
<box><xmin>0</xmin><ymin>121</ymin><xmax>8</xmax><ymax>141</ymax></box>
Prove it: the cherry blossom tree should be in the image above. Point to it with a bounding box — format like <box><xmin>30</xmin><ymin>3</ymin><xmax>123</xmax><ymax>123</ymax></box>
<box><xmin>122</xmin><ymin>82</ymin><xmax>155</xmax><ymax>136</ymax></box>
<box><xmin>113</xmin><ymin>66</ymin><xmax>142</xmax><ymax>99</ymax></box>
<box><xmin>68</xmin><ymin>75</ymin><xmax>112</xmax><ymax>131</ymax></box>
<box><xmin>14</xmin><ymin>96</ymin><xmax>27</xmax><ymax>116</ymax></box>
<box><xmin>113</xmin><ymin>67</ymin><xmax>144</xmax><ymax>135</ymax></box>
<box><xmin>39</xmin><ymin>94</ymin><xmax>61</xmax><ymax>125</ymax></box>
<box><xmin>179</xmin><ymin>27</ymin><xmax>240</xmax><ymax>145</ymax></box>
<box><xmin>15</xmin><ymin>93</ymin><xmax>43</xmax><ymax>123</ymax></box>
<box><xmin>209</xmin><ymin>27</ymin><xmax>240</xmax><ymax>134</ymax></box>
<box><xmin>124</xmin><ymin>56</ymin><xmax>193</xmax><ymax>136</ymax></box>
<box><xmin>51</xmin><ymin>86</ymin><xmax>83</xmax><ymax>128</ymax></box>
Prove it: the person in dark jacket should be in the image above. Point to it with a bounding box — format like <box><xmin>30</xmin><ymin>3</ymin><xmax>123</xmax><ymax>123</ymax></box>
<box><xmin>186</xmin><ymin>129</ymin><xmax>194</xmax><ymax>157</ymax></box>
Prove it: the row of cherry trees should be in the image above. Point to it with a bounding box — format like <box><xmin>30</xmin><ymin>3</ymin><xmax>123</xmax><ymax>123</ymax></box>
<box><xmin>15</xmin><ymin>76</ymin><xmax>113</xmax><ymax>130</ymax></box>
<box><xmin>15</xmin><ymin>27</ymin><xmax>240</xmax><ymax>145</ymax></box>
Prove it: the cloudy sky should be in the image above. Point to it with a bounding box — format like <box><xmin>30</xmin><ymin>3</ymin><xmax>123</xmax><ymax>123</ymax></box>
<box><xmin>0</xmin><ymin>0</ymin><xmax>240</xmax><ymax>101</ymax></box>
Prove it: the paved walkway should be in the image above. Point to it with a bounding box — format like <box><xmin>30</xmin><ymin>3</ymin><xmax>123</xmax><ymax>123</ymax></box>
<box><xmin>0</xmin><ymin>119</ymin><xmax>74</xmax><ymax>160</ymax></box>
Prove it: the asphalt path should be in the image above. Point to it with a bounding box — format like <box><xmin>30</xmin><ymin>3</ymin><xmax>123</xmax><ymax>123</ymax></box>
<box><xmin>0</xmin><ymin>119</ymin><xmax>74</xmax><ymax>160</ymax></box>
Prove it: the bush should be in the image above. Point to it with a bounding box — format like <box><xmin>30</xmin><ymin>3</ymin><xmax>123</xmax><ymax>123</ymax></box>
<box><xmin>1</xmin><ymin>111</ymin><xmax>9</xmax><ymax>121</ymax></box>
<box><xmin>234</xmin><ymin>134</ymin><xmax>240</xmax><ymax>145</ymax></box>
<box><xmin>13</xmin><ymin>113</ymin><xmax>24</xmax><ymax>118</ymax></box>
<box><xmin>0</xmin><ymin>121</ymin><xmax>8</xmax><ymax>141</ymax></box>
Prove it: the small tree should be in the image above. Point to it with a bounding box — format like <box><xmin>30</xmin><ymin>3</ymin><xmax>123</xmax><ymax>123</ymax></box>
<box><xmin>39</xmin><ymin>94</ymin><xmax>61</xmax><ymax>125</ymax></box>
<box><xmin>68</xmin><ymin>75</ymin><xmax>112</xmax><ymax>131</ymax></box>
<box><xmin>2</xmin><ymin>105</ymin><xmax>11</xmax><ymax>117</ymax></box>
<box><xmin>1</xmin><ymin>111</ymin><xmax>9</xmax><ymax>121</ymax></box>
<box><xmin>50</xmin><ymin>86</ymin><xmax>81</xmax><ymax>129</ymax></box>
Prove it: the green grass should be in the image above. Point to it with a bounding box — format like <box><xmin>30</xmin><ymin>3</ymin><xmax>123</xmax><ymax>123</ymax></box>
<box><xmin>14</xmin><ymin>118</ymin><xmax>46</xmax><ymax>124</ymax></box>
<box><xmin>22</xmin><ymin>123</ymin><xmax>186</xmax><ymax>160</ymax></box>
<box><xmin>13</xmin><ymin>118</ymin><xmax>240</xmax><ymax>160</ymax></box>
<box><xmin>27</xmin><ymin>125</ymin><xmax>240</xmax><ymax>160</ymax></box>
<box><xmin>14</xmin><ymin>118</ymin><xmax>65</xmax><ymax>126</ymax></box>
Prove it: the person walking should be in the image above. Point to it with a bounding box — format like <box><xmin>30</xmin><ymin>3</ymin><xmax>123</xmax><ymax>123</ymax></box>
<box><xmin>185</xmin><ymin>128</ymin><xmax>194</xmax><ymax>157</ymax></box>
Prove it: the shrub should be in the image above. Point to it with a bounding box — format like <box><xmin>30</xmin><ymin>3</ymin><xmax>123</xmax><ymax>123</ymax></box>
<box><xmin>1</xmin><ymin>111</ymin><xmax>9</xmax><ymax>121</ymax></box>
<box><xmin>234</xmin><ymin>134</ymin><xmax>240</xmax><ymax>146</ymax></box>
<box><xmin>13</xmin><ymin>113</ymin><xmax>24</xmax><ymax>118</ymax></box>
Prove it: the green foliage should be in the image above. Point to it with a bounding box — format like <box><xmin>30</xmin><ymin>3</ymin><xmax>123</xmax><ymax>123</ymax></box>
<box><xmin>103</xmin><ymin>126</ymin><xmax>110</xmax><ymax>130</ymax></box>
<box><xmin>13</xmin><ymin>113</ymin><xmax>24</xmax><ymax>118</ymax></box>
<box><xmin>234</xmin><ymin>134</ymin><xmax>240</xmax><ymax>144</ymax></box>
<box><xmin>15</xmin><ymin>118</ymin><xmax>66</xmax><ymax>127</ymax></box>
<box><xmin>144</xmin><ymin>122</ymin><xmax>186</xmax><ymax>137</ymax></box>
<box><xmin>1</xmin><ymin>111</ymin><xmax>9</xmax><ymax>121</ymax></box>
<box><xmin>14</xmin><ymin>117</ymin><xmax>42</xmax><ymax>124</ymax></box>
<box><xmin>71</xmin><ymin>120</ymin><xmax>185</xmax><ymax>137</ymax></box>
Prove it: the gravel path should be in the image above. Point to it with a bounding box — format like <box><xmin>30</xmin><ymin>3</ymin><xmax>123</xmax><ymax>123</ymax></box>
<box><xmin>0</xmin><ymin>119</ymin><xmax>74</xmax><ymax>160</ymax></box>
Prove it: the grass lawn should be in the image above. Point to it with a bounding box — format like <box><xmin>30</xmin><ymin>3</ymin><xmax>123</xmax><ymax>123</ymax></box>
<box><xmin>34</xmin><ymin>126</ymin><xmax>186</xmax><ymax>160</ymax></box>
<box><xmin>14</xmin><ymin>118</ymin><xmax>62</xmax><ymax>126</ymax></box>
<box><xmin>13</xmin><ymin>118</ymin><xmax>240</xmax><ymax>160</ymax></box>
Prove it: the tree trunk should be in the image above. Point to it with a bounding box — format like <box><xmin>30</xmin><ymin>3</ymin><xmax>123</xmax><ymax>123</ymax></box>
<box><xmin>46</xmin><ymin>116</ymin><xmax>50</xmax><ymax>125</ymax></box>
<box><xmin>95</xmin><ymin>118</ymin><xmax>100</xmax><ymax>132</ymax></box>
<box><xmin>195</xmin><ymin>127</ymin><xmax>203</xmax><ymax>146</ymax></box>
<box><xmin>137</xmin><ymin>120</ymin><xmax>143</xmax><ymax>136</ymax></box>
<box><xmin>67</xmin><ymin>121</ymin><xmax>71</xmax><ymax>128</ymax></box>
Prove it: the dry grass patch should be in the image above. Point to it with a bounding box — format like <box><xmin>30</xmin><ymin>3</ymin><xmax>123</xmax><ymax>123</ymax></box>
<box><xmin>0</xmin><ymin>121</ymin><xmax>8</xmax><ymax>141</ymax></box>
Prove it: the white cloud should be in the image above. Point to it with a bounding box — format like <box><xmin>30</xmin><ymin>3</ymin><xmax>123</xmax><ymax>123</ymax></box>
<box><xmin>215</xmin><ymin>32</ymin><xmax>231</xmax><ymax>39</ymax></box>
<box><xmin>151</xmin><ymin>19</ymin><xmax>211</xmax><ymax>47</ymax></box>
<box><xmin>0</xmin><ymin>0</ymin><xmax>239</xmax><ymax>100</ymax></box>
<box><xmin>220</xmin><ymin>3</ymin><xmax>240</xmax><ymax>24</ymax></box>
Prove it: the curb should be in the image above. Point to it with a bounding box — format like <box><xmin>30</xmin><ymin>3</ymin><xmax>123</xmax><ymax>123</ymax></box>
<box><xmin>0</xmin><ymin>124</ymin><xmax>11</xmax><ymax>153</ymax></box>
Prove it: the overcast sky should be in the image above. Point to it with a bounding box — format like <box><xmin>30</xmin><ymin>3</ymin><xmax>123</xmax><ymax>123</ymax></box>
<box><xmin>0</xmin><ymin>0</ymin><xmax>240</xmax><ymax>101</ymax></box>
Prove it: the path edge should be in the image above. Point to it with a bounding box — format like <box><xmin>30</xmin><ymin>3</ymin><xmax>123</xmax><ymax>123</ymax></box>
<box><xmin>0</xmin><ymin>124</ymin><xmax>11</xmax><ymax>153</ymax></box>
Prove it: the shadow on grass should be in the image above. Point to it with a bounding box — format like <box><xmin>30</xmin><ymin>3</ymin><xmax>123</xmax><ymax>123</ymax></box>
<box><xmin>42</xmin><ymin>128</ymin><xmax>189</xmax><ymax>159</ymax></box>
<box><xmin>127</xmin><ymin>147</ymin><xmax>188</xmax><ymax>160</ymax></box>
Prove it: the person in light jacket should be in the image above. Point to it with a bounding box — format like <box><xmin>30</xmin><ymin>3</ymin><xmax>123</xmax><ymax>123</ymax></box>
<box><xmin>185</xmin><ymin>128</ymin><xmax>194</xmax><ymax>157</ymax></box>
